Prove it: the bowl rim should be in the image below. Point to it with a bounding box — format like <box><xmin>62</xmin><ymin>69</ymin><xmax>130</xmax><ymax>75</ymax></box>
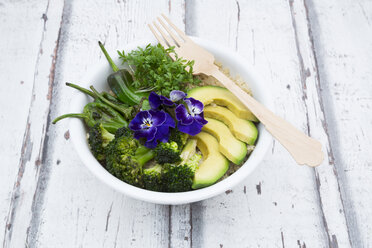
<box><xmin>69</xmin><ymin>36</ymin><xmax>273</xmax><ymax>205</ymax></box>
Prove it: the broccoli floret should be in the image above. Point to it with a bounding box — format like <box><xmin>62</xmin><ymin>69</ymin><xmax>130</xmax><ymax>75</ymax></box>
<box><xmin>168</xmin><ymin>128</ymin><xmax>188</xmax><ymax>150</ymax></box>
<box><xmin>105</xmin><ymin>128</ymin><xmax>155</xmax><ymax>187</ymax></box>
<box><xmin>88</xmin><ymin>123</ymin><xmax>115</xmax><ymax>164</ymax></box>
<box><xmin>185</xmin><ymin>153</ymin><xmax>202</xmax><ymax>172</ymax></box>
<box><xmin>162</xmin><ymin>163</ymin><xmax>194</xmax><ymax>192</ymax></box>
<box><xmin>152</xmin><ymin>129</ymin><xmax>188</xmax><ymax>166</ymax></box>
<box><xmin>143</xmin><ymin>164</ymin><xmax>164</xmax><ymax>192</ymax></box>
<box><xmin>142</xmin><ymin>153</ymin><xmax>202</xmax><ymax>193</ymax></box>
<box><xmin>161</xmin><ymin>139</ymin><xmax>201</xmax><ymax>192</ymax></box>
<box><xmin>140</xmin><ymin>139</ymin><xmax>203</xmax><ymax>193</ymax></box>
<box><xmin>115</xmin><ymin>126</ymin><xmax>132</xmax><ymax>138</ymax></box>
<box><xmin>154</xmin><ymin>141</ymin><xmax>181</xmax><ymax>164</ymax></box>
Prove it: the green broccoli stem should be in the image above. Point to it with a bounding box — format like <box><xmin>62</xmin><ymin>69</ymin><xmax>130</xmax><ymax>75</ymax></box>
<box><xmin>135</xmin><ymin>145</ymin><xmax>151</xmax><ymax>156</ymax></box>
<box><xmin>136</xmin><ymin>150</ymin><xmax>155</xmax><ymax>166</ymax></box>
<box><xmin>98</xmin><ymin>41</ymin><xmax>119</xmax><ymax>72</ymax></box>
<box><xmin>52</xmin><ymin>113</ymin><xmax>86</xmax><ymax>124</ymax></box>
<box><xmin>66</xmin><ymin>82</ymin><xmax>95</xmax><ymax>98</ymax></box>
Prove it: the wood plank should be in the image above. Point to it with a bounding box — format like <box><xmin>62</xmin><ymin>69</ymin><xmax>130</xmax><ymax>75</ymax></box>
<box><xmin>185</xmin><ymin>0</ymin><xmax>348</xmax><ymax>246</ymax></box>
<box><xmin>289</xmin><ymin>0</ymin><xmax>352</xmax><ymax>246</ymax></box>
<box><xmin>30</xmin><ymin>1</ymin><xmax>189</xmax><ymax>247</ymax></box>
<box><xmin>306</xmin><ymin>0</ymin><xmax>372</xmax><ymax>246</ymax></box>
<box><xmin>170</xmin><ymin>205</ymin><xmax>192</xmax><ymax>248</ymax></box>
<box><xmin>1</xmin><ymin>0</ymin><xmax>368</xmax><ymax>247</ymax></box>
<box><xmin>0</xmin><ymin>0</ymin><xmax>64</xmax><ymax>247</ymax></box>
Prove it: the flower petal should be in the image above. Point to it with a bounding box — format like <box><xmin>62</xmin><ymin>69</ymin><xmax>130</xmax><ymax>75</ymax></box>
<box><xmin>170</xmin><ymin>90</ymin><xmax>187</xmax><ymax>102</ymax></box>
<box><xmin>143</xmin><ymin>123</ymin><xmax>172</xmax><ymax>148</ymax></box>
<box><xmin>178</xmin><ymin>121</ymin><xmax>203</xmax><ymax>136</ymax></box>
<box><xmin>149</xmin><ymin>92</ymin><xmax>162</xmax><ymax>109</ymax></box>
<box><xmin>155</xmin><ymin>125</ymin><xmax>171</xmax><ymax>143</ymax></box>
<box><xmin>133</xmin><ymin>126</ymin><xmax>157</xmax><ymax>141</ymax></box>
<box><xmin>160</xmin><ymin>95</ymin><xmax>174</xmax><ymax>107</ymax></box>
<box><xmin>194</xmin><ymin>113</ymin><xmax>208</xmax><ymax>125</ymax></box>
<box><xmin>129</xmin><ymin>111</ymin><xmax>151</xmax><ymax>131</ymax></box>
<box><xmin>175</xmin><ymin>104</ymin><xmax>194</xmax><ymax>125</ymax></box>
<box><xmin>149</xmin><ymin>91</ymin><xmax>174</xmax><ymax>108</ymax></box>
<box><xmin>184</xmin><ymin>97</ymin><xmax>204</xmax><ymax>115</ymax></box>
<box><xmin>163</xmin><ymin>112</ymin><xmax>176</xmax><ymax>128</ymax></box>
<box><xmin>149</xmin><ymin>110</ymin><xmax>166</xmax><ymax>126</ymax></box>
<box><xmin>144</xmin><ymin>138</ymin><xmax>159</xmax><ymax>149</ymax></box>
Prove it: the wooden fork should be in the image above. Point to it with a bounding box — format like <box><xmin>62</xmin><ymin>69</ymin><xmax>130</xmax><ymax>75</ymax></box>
<box><xmin>148</xmin><ymin>14</ymin><xmax>324</xmax><ymax>167</ymax></box>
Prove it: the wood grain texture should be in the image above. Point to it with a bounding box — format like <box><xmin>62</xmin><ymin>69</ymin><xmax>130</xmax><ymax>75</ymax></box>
<box><xmin>0</xmin><ymin>0</ymin><xmax>64</xmax><ymax>247</ymax></box>
<box><xmin>306</xmin><ymin>0</ymin><xmax>372</xmax><ymax>246</ymax></box>
<box><xmin>27</xmin><ymin>1</ymin><xmax>187</xmax><ymax>248</ymax></box>
<box><xmin>211</xmin><ymin>68</ymin><xmax>324</xmax><ymax>167</ymax></box>
<box><xmin>170</xmin><ymin>205</ymin><xmax>192</xmax><ymax>248</ymax></box>
<box><xmin>289</xmin><ymin>0</ymin><xmax>352</xmax><ymax>246</ymax></box>
<box><xmin>0</xmin><ymin>0</ymin><xmax>371</xmax><ymax>247</ymax></box>
<box><xmin>153</xmin><ymin>13</ymin><xmax>324</xmax><ymax>167</ymax></box>
<box><xmin>187</xmin><ymin>0</ymin><xmax>330</xmax><ymax>247</ymax></box>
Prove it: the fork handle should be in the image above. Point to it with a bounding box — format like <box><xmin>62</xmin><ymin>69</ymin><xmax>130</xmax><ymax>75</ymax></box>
<box><xmin>209</xmin><ymin>68</ymin><xmax>324</xmax><ymax>167</ymax></box>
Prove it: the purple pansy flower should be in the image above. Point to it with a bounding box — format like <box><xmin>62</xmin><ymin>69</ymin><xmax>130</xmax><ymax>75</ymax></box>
<box><xmin>169</xmin><ymin>90</ymin><xmax>187</xmax><ymax>102</ymax></box>
<box><xmin>175</xmin><ymin>97</ymin><xmax>208</xmax><ymax>136</ymax></box>
<box><xmin>149</xmin><ymin>91</ymin><xmax>174</xmax><ymax>109</ymax></box>
<box><xmin>129</xmin><ymin>109</ymin><xmax>175</xmax><ymax>148</ymax></box>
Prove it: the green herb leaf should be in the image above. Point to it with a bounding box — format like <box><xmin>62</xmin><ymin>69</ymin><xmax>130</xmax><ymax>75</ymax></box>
<box><xmin>118</xmin><ymin>44</ymin><xmax>199</xmax><ymax>96</ymax></box>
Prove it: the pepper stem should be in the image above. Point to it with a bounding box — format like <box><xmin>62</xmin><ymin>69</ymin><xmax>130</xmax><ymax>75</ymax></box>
<box><xmin>98</xmin><ymin>41</ymin><xmax>119</xmax><ymax>72</ymax></box>
<box><xmin>66</xmin><ymin>82</ymin><xmax>95</xmax><ymax>98</ymax></box>
<box><xmin>90</xmin><ymin>86</ymin><xmax>125</xmax><ymax>116</ymax></box>
<box><xmin>52</xmin><ymin>113</ymin><xmax>86</xmax><ymax>124</ymax></box>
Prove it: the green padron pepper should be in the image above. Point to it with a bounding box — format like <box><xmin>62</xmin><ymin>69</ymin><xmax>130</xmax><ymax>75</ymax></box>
<box><xmin>52</xmin><ymin>102</ymin><xmax>128</xmax><ymax>134</ymax></box>
<box><xmin>98</xmin><ymin>41</ymin><xmax>148</xmax><ymax>105</ymax></box>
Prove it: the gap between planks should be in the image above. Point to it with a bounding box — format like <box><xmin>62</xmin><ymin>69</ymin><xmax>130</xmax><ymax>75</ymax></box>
<box><xmin>168</xmin><ymin>2</ymin><xmax>194</xmax><ymax>248</ymax></box>
<box><xmin>25</xmin><ymin>2</ymin><xmax>70</xmax><ymax>246</ymax></box>
<box><xmin>2</xmin><ymin>0</ymin><xmax>355</xmax><ymax>247</ymax></box>
<box><xmin>2</xmin><ymin>0</ymin><xmax>66</xmax><ymax>247</ymax></box>
<box><xmin>289</xmin><ymin>0</ymin><xmax>352</xmax><ymax>246</ymax></box>
<box><xmin>2</xmin><ymin>0</ymin><xmax>52</xmax><ymax>246</ymax></box>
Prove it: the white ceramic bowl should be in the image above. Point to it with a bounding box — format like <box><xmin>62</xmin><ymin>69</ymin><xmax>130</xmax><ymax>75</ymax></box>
<box><xmin>69</xmin><ymin>37</ymin><xmax>272</xmax><ymax>205</ymax></box>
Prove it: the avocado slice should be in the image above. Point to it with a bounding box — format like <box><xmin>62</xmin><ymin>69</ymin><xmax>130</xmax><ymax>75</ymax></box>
<box><xmin>188</xmin><ymin>86</ymin><xmax>258</xmax><ymax>122</ymax></box>
<box><xmin>204</xmin><ymin>106</ymin><xmax>258</xmax><ymax>145</ymax></box>
<box><xmin>192</xmin><ymin>132</ymin><xmax>229</xmax><ymax>189</ymax></box>
<box><xmin>202</xmin><ymin>117</ymin><xmax>247</xmax><ymax>165</ymax></box>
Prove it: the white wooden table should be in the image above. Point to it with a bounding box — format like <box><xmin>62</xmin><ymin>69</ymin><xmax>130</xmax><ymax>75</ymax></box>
<box><xmin>1</xmin><ymin>0</ymin><xmax>371</xmax><ymax>247</ymax></box>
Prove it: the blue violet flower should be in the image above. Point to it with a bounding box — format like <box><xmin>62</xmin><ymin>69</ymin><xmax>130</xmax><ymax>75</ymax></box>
<box><xmin>129</xmin><ymin>109</ymin><xmax>175</xmax><ymax>148</ymax></box>
<box><xmin>169</xmin><ymin>90</ymin><xmax>187</xmax><ymax>102</ymax></box>
<box><xmin>129</xmin><ymin>90</ymin><xmax>206</xmax><ymax>146</ymax></box>
<box><xmin>148</xmin><ymin>91</ymin><xmax>174</xmax><ymax>109</ymax></box>
<box><xmin>175</xmin><ymin>97</ymin><xmax>208</xmax><ymax>136</ymax></box>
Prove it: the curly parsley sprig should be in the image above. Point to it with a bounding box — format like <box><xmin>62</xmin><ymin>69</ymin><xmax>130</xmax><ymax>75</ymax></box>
<box><xmin>118</xmin><ymin>44</ymin><xmax>199</xmax><ymax>96</ymax></box>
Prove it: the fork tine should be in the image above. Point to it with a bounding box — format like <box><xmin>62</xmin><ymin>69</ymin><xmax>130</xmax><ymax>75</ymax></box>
<box><xmin>149</xmin><ymin>23</ymin><xmax>175</xmax><ymax>60</ymax></box>
<box><xmin>161</xmin><ymin>14</ymin><xmax>191</xmax><ymax>41</ymax></box>
<box><xmin>153</xmin><ymin>21</ymin><xmax>177</xmax><ymax>47</ymax></box>
<box><xmin>157</xmin><ymin>17</ymin><xmax>183</xmax><ymax>46</ymax></box>
<box><xmin>148</xmin><ymin>23</ymin><xmax>168</xmax><ymax>49</ymax></box>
